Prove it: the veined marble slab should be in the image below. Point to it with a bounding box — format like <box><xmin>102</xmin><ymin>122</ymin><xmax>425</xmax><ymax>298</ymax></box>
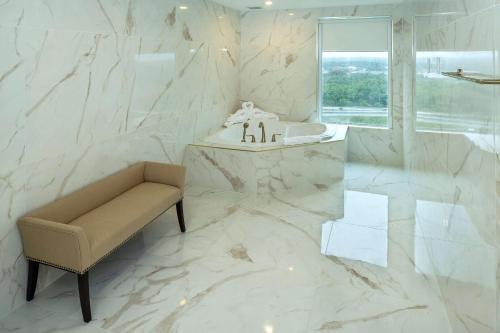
<box><xmin>0</xmin><ymin>163</ymin><xmax>462</xmax><ymax>333</ymax></box>
<box><xmin>184</xmin><ymin>128</ymin><xmax>348</xmax><ymax>193</ymax></box>
<box><xmin>0</xmin><ymin>0</ymin><xmax>241</xmax><ymax>320</ymax></box>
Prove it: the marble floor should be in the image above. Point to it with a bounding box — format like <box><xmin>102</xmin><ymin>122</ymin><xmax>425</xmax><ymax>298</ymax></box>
<box><xmin>0</xmin><ymin>163</ymin><xmax>495</xmax><ymax>333</ymax></box>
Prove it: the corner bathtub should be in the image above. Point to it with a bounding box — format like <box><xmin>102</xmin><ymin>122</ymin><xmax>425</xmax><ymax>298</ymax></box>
<box><xmin>202</xmin><ymin>121</ymin><xmax>339</xmax><ymax>150</ymax></box>
<box><xmin>184</xmin><ymin>121</ymin><xmax>349</xmax><ymax>193</ymax></box>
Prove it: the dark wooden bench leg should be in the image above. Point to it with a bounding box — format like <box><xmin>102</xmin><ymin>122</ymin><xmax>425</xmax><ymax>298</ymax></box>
<box><xmin>26</xmin><ymin>260</ymin><xmax>39</xmax><ymax>301</ymax></box>
<box><xmin>77</xmin><ymin>272</ymin><xmax>92</xmax><ymax>323</ymax></box>
<box><xmin>176</xmin><ymin>200</ymin><xmax>186</xmax><ymax>233</ymax></box>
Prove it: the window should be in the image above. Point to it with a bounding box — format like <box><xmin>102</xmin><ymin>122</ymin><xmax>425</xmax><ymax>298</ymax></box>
<box><xmin>318</xmin><ymin>17</ymin><xmax>392</xmax><ymax>128</ymax></box>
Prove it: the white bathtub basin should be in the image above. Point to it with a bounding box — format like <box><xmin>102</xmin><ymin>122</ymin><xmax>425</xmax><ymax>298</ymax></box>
<box><xmin>203</xmin><ymin>121</ymin><xmax>337</xmax><ymax>149</ymax></box>
<box><xmin>286</xmin><ymin>123</ymin><xmax>329</xmax><ymax>137</ymax></box>
<box><xmin>284</xmin><ymin>123</ymin><xmax>337</xmax><ymax>145</ymax></box>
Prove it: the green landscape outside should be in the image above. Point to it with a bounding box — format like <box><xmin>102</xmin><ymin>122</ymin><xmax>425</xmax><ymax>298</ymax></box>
<box><xmin>321</xmin><ymin>52</ymin><xmax>389</xmax><ymax>128</ymax></box>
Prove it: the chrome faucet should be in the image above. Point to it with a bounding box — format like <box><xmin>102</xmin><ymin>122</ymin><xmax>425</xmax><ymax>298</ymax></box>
<box><xmin>258</xmin><ymin>122</ymin><xmax>266</xmax><ymax>143</ymax></box>
<box><xmin>241</xmin><ymin>122</ymin><xmax>249</xmax><ymax>142</ymax></box>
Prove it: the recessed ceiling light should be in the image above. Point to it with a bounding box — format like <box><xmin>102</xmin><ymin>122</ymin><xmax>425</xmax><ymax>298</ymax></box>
<box><xmin>179</xmin><ymin>5</ymin><xmax>188</xmax><ymax>10</ymax></box>
<box><xmin>288</xmin><ymin>12</ymin><xmax>295</xmax><ymax>16</ymax></box>
<box><xmin>265</xmin><ymin>1</ymin><xmax>273</xmax><ymax>6</ymax></box>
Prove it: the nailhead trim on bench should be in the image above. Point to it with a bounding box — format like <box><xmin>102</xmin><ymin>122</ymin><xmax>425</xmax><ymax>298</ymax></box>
<box><xmin>25</xmin><ymin>256</ymin><xmax>82</xmax><ymax>274</ymax></box>
<box><xmin>25</xmin><ymin>199</ymin><xmax>184</xmax><ymax>274</ymax></box>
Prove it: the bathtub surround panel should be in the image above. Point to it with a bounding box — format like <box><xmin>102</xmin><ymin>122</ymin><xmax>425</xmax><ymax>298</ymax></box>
<box><xmin>184</xmin><ymin>128</ymin><xmax>347</xmax><ymax>194</ymax></box>
<box><xmin>0</xmin><ymin>0</ymin><xmax>240</xmax><ymax>319</ymax></box>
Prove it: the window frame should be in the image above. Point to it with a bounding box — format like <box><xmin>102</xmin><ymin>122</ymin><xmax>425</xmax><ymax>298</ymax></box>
<box><xmin>317</xmin><ymin>16</ymin><xmax>393</xmax><ymax>129</ymax></box>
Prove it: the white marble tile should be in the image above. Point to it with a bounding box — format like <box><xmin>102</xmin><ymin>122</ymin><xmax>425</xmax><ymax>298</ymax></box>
<box><xmin>306</xmin><ymin>286</ymin><xmax>451</xmax><ymax>333</ymax></box>
<box><xmin>184</xmin><ymin>145</ymin><xmax>257</xmax><ymax>192</ymax></box>
<box><xmin>320</xmin><ymin>190</ymin><xmax>389</xmax><ymax>266</ymax></box>
<box><xmin>0</xmin><ymin>169</ymin><xmax>27</xmax><ymax>319</ymax></box>
<box><xmin>22</xmin><ymin>0</ymin><xmax>128</xmax><ymax>34</ymax></box>
<box><xmin>416</xmin><ymin>199</ymin><xmax>493</xmax><ymax>246</ymax></box>
<box><xmin>21</xmin><ymin>28</ymin><xmax>137</xmax><ymax>163</ymax></box>
<box><xmin>459</xmin><ymin>0</ymin><xmax>496</xmax><ymax>15</ymax></box>
<box><xmin>240</xmin><ymin>10</ymin><xmax>317</xmax><ymax>122</ymax></box>
<box><xmin>127</xmin><ymin>37</ymin><xmax>176</xmax><ymax>132</ymax></box>
<box><xmin>0</xmin><ymin>0</ymin><xmax>241</xmax><ymax>319</ymax></box>
<box><xmin>185</xmin><ymin>138</ymin><xmax>346</xmax><ymax>194</ymax></box>
<box><xmin>0</xmin><ymin>0</ymin><xmax>24</xmax><ymax>28</ymax></box>
<box><xmin>0</xmin><ymin>27</ymin><xmax>26</xmax><ymax>174</ymax></box>
<box><xmin>0</xmin><ymin>163</ymin><xmax>497</xmax><ymax>332</ymax></box>
<box><xmin>322</xmin><ymin>221</ymin><xmax>389</xmax><ymax>267</ymax></box>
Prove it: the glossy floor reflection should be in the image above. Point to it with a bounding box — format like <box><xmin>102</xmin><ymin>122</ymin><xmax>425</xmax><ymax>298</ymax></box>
<box><xmin>321</xmin><ymin>191</ymin><xmax>389</xmax><ymax>267</ymax></box>
<box><xmin>322</xmin><ymin>221</ymin><xmax>388</xmax><ymax>267</ymax></box>
<box><xmin>0</xmin><ymin>164</ymin><xmax>495</xmax><ymax>333</ymax></box>
<box><xmin>416</xmin><ymin>200</ymin><xmax>497</xmax><ymax>288</ymax></box>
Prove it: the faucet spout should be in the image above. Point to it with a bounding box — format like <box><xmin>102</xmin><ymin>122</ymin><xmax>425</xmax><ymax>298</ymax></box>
<box><xmin>258</xmin><ymin>122</ymin><xmax>266</xmax><ymax>143</ymax></box>
<box><xmin>241</xmin><ymin>122</ymin><xmax>249</xmax><ymax>142</ymax></box>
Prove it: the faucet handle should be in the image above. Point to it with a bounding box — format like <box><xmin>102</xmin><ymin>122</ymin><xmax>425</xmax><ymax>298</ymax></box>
<box><xmin>246</xmin><ymin>135</ymin><xmax>256</xmax><ymax>143</ymax></box>
<box><xmin>271</xmin><ymin>133</ymin><xmax>282</xmax><ymax>142</ymax></box>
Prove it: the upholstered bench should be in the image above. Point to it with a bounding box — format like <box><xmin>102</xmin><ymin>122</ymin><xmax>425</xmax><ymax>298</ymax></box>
<box><xmin>17</xmin><ymin>162</ymin><xmax>187</xmax><ymax>322</ymax></box>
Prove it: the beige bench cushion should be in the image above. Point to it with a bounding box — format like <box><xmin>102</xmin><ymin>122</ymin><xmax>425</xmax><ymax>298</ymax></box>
<box><xmin>29</xmin><ymin>163</ymin><xmax>146</xmax><ymax>224</ymax></box>
<box><xmin>70</xmin><ymin>182</ymin><xmax>181</xmax><ymax>262</ymax></box>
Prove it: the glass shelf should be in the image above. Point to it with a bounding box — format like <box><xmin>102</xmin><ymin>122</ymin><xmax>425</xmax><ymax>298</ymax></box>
<box><xmin>442</xmin><ymin>71</ymin><xmax>500</xmax><ymax>84</ymax></box>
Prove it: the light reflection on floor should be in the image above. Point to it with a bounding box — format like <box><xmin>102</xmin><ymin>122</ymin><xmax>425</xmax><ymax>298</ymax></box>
<box><xmin>321</xmin><ymin>191</ymin><xmax>389</xmax><ymax>267</ymax></box>
<box><xmin>415</xmin><ymin>200</ymin><xmax>497</xmax><ymax>288</ymax></box>
<box><xmin>319</xmin><ymin>190</ymin><xmax>497</xmax><ymax>289</ymax></box>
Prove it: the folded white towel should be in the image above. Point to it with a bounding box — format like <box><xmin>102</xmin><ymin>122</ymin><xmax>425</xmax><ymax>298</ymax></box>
<box><xmin>224</xmin><ymin>102</ymin><xmax>279</xmax><ymax>127</ymax></box>
<box><xmin>242</xmin><ymin>101</ymin><xmax>254</xmax><ymax>114</ymax></box>
<box><xmin>283</xmin><ymin>136</ymin><xmax>321</xmax><ymax>146</ymax></box>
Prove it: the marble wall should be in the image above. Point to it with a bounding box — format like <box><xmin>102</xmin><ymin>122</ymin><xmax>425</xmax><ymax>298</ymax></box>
<box><xmin>407</xmin><ymin>0</ymin><xmax>500</xmax><ymax>332</ymax></box>
<box><xmin>2</xmin><ymin>0</ymin><xmax>500</xmax><ymax>326</ymax></box>
<box><xmin>0</xmin><ymin>0</ymin><xmax>240</xmax><ymax>319</ymax></box>
<box><xmin>495</xmin><ymin>3</ymin><xmax>500</xmax><ymax>332</ymax></box>
<box><xmin>239</xmin><ymin>5</ymin><xmax>413</xmax><ymax>166</ymax></box>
